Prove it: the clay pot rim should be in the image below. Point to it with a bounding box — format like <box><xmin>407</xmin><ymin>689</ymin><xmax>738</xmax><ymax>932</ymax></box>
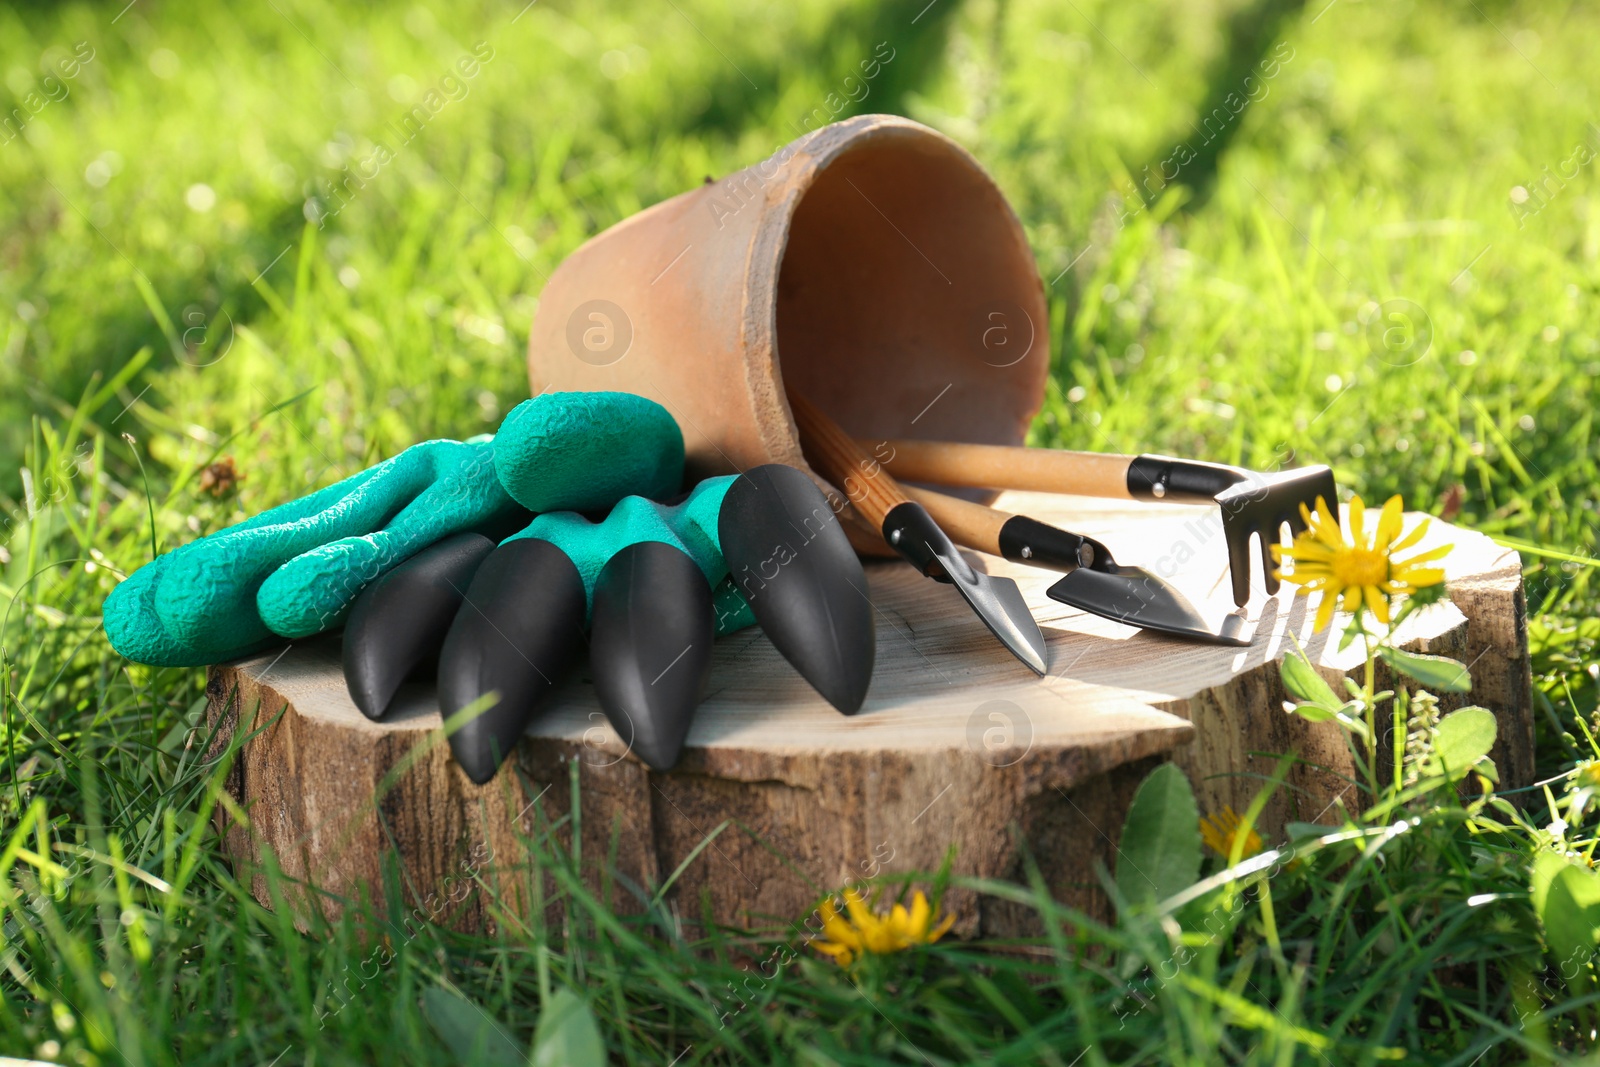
<box><xmin>737</xmin><ymin>113</ymin><xmax>1047</xmax><ymax>475</ymax></box>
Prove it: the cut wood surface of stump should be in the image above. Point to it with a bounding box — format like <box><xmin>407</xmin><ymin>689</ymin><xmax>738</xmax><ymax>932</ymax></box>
<box><xmin>205</xmin><ymin>494</ymin><xmax>1529</xmax><ymax>938</ymax></box>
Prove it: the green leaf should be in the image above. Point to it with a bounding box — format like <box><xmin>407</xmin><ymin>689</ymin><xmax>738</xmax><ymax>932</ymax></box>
<box><xmin>1286</xmin><ymin>699</ymin><xmax>1370</xmax><ymax>740</ymax></box>
<box><xmin>1338</xmin><ymin>614</ymin><xmax>1364</xmax><ymax>652</ymax></box>
<box><xmin>1280</xmin><ymin>649</ymin><xmax>1343</xmax><ymax>712</ymax></box>
<box><xmin>1532</xmin><ymin>850</ymin><xmax>1563</xmax><ymax>913</ymax></box>
<box><xmin>1532</xmin><ymin>851</ymin><xmax>1600</xmax><ymax>994</ymax></box>
<box><xmin>1424</xmin><ymin>707</ymin><xmax>1497</xmax><ymax>780</ymax></box>
<box><xmin>1285</xmin><ymin>821</ymin><xmax>1335</xmax><ymax>843</ymax></box>
<box><xmin>1287</xmin><ymin>701</ymin><xmax>1337</xmax><ymax>723</ymax></box>
<box><xmin>531</xmin><ymin>991</ymin><xmax>605</xmax><ymax>1067</ymax></box>
<box><xmin>1378</xmin><ymin>647</ymin><xmax>1472</xmax><ymax>693</ymax></box>
<box><xmin>1116</xmin><ymin>763</ymin><xmax>1201</xmax><ymax>911</ymax></box>
<box><xmin>422</xmin><ymin>987</ymin><xmax>526</xmax><ymax>1067</ymax></box>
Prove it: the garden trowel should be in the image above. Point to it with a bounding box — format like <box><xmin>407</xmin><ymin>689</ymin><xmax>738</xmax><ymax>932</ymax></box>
<box><xmin>789</xmin><ymin>391</ymin><xmax>1049</xmax><ymax>675</ymax></box>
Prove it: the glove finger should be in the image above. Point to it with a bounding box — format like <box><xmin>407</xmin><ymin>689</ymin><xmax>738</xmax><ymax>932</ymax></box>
<box><xmin>218</xmin><ymin>462</ymin><xmax>387</xmax><ymax>535</ymax></box>
<box><xmin>153</xmin><ymin>448</ymin><xmax>441</xmax><ymax>650</ymax></box>
<box><xmin>103</xmin><ymin>556</ymin><xmax>190</xmax><ymax>665</ymax></box>
<box><xmin>495</xmin><ymin>392</ymin><xmax>685</xmax><ymax>512</ymax></box>
<box><xmin>255</xmin><ymin>528</ymin><xmax>439</xmax><ymax>638</ymax></box>
<box><xmin>104</xmin><ymin>465</ymin><xmax>392</xmax><ymax>664</ymax></box>
<box><xmin>257</xmin><ymin>453</ymin><xmax>518</xmax><ymax>637</ymax></box>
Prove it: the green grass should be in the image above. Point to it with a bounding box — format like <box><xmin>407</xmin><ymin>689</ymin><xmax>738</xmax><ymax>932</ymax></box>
<box><xmin>3</xmin><ymin>0</ymin><xmax>1600</xmax><ymax>1062</ymax></box>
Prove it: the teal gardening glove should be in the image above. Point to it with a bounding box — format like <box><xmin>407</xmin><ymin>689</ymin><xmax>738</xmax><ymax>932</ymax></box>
<box><xmin>103</xmin><ymin>392</ymin><xmax>685</xmax><ymax>667</ymax></box>
<box><xmin>105</xmin><ymin>388</ymin><xmax>874</xmax><ymax>784</ymax></box>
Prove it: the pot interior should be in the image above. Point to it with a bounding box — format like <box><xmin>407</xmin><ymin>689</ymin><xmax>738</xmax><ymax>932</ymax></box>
<box><xmin>775</xmin><ymin>130</ymin><xmax>1047</xmax><ymax>455</ymax></box>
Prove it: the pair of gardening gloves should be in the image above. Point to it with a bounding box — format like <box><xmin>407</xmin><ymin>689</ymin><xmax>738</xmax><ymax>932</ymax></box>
<box><xmin>103</xmin><ymin>391</ymin><xmax>872</xmax><ymax>780</ymax></box>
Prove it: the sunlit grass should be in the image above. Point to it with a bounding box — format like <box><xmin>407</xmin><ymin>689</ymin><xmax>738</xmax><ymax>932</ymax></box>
<box><xmin>3</xmin><ymin>0</ymin><xmax>1600</xmax><ymax>1061</ymax></box>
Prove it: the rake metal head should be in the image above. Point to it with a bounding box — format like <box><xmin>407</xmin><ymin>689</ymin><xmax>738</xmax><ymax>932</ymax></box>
<box><xmin>1214</xmin><ymin>465</ymin><xmax>1338</xmax><ymax>606</ymax></box>
<box><xmin>1128</xmin><ymin>455</ymin><xmax>1340</xmax><ymax>607</ymax></box>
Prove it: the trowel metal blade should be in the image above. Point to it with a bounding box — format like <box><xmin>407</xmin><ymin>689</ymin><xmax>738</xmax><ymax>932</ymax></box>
<box><xmin>942</xmin><ymin>555</ymin><xmax>1050</xmax><ymax>675</ymax></box>
<box><xmin>1047</xmin><ymin>565</ymin><xmax>1251</xmax><ymax>647</ymax></box>
<box><xmin>884</xmin><ymin>500</ymin><xmax>1050</xmax><ymax>675</ymax></box>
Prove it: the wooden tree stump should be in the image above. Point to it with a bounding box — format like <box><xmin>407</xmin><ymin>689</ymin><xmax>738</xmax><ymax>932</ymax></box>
<box><xmin>205</xmin><ymin>494</ymin><xmax>1528</xmax><ymax>938</ymax></box>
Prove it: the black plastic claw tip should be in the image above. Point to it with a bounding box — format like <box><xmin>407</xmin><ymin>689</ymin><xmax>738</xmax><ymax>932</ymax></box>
<box><xmin>718</xmin><ymin>464</ymin><xmax>875</xmax><ymax>714</ymax></box>
<box><xmin>437</xmin><ymin>538</ymin><xmax>587</xmax><ymax>784</ymax></box>
<box><xmin>343</xmin><ymin>532</ymin><xmax>495</xmax><ymax>721</ymax></box>
<box><xmin>590</xmin><ymin>541</ymin><xmax>714</xmax><ymax>772</ymax></box>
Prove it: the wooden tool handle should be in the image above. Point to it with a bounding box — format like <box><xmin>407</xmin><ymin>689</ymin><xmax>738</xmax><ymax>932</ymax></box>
<box><xmin>902</xmin><ymin>485</ymin><xmax>1008</xmax><ymax>556</ymax></box>
<box><xmin>863</xmin><ymin>438</ymin><xmax>1136</xmax><ymax>499</ymax></box>
<box><xmin>790</xmin><ymin>394</ymin><xmax>1014</xmax><ymax>556</ymax></box>
<box><xmin>788</xmin><ymin>391</ymin><xmax>910</xmax><ymax>531</ymax></box>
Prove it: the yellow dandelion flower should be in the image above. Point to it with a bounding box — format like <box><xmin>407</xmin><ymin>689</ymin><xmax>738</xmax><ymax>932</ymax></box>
<box><xmin>812</xmin><ymin>889</ymin><xmax>955</xmax><ymax>967</ymax></box>
<box><xmin>1200</xmin><ymin>806</ymin><xmax>1264</xmax><ymax>861</ymax></box>
<box><xmin>1271</xmin><ymin>494</ymin><xmax>1451</xmax><ymax>632</ymax></box>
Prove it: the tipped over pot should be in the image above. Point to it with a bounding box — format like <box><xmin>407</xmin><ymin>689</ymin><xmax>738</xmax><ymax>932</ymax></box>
<box><xmin>526</xmin><ymin>114</ymin><xmax>1049</xmax><ymax>545</ymax></box>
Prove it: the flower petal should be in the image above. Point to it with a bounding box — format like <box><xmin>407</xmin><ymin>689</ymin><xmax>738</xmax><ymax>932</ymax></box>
<box><xmin>1364</xmin><ymin>584</ymin><xmax>1390</xmax><ymax>624</ymax></box>
<box><xmin>1395</xmin><ymin>543</ymin><xmax>1453</xmax><ymax>568</ymax></box>
<box><xmin>844</xmin><ymin>890</ymin><xmax>873</xmax><ymax>928</ymax></box>
<box><xmin>863</xmin><ymin>921</ymin><xmax>897</xmax><ymax>954</ymax></box>
<box><xmin>1395</xmin><ymin>566</ymin><xmax>1447</xmax><ymax>590</ymax></box>
<box><xmin>822</xmin><ymin>915</ymin><xmax>861</xmax><ymax>949</ymax></box>
<box><xmin>1390</xmin><ymin>516</ymin><xmax>1432</xmax><ymax>553</ymax></box>
<box><xmin>1375</xmin><ymin>495</ymin><xmax>1404</xmax><ymax>550</ymax></box>
<box><xmin>909</xmin><ymin>892</ymin><xmax>931</xmax><ymax>937</ymax></box>
<box><xmin>1348</xmin><ymin>495</ymin><xmax>1367</xmax><ymax>548</ymax></box>
<box><xmin>1313</xmin><ymin>496</ymin><xmax>1343</xmax><ymax>548</ymax></box>
<box><xmin>1314</xmin><ymin>591</ymin><xmax>1337</xmax><ymax>632</ymax></box>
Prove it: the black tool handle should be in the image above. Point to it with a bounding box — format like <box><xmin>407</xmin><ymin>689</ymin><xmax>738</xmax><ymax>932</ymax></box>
<box><xmin>881</xmin><ymin>501</ymin><xmax>975</xmax><ymax>584</ymax></box>
<box><xmin>996</xmin><ymin>515</ymin><xmax>1108</xmax><ymax>573</ymax></box>
<box><xmin>1126</xmin><ymin>454</ymin><xmax>1248</xmax><ymax>503</ymax></box>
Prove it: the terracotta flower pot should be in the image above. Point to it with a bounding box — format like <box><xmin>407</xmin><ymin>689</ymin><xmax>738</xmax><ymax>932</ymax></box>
<box><xmin>526</xmin><ymin>114</ymin><xmax>1048</xmax><ymax>546</ymax></box>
